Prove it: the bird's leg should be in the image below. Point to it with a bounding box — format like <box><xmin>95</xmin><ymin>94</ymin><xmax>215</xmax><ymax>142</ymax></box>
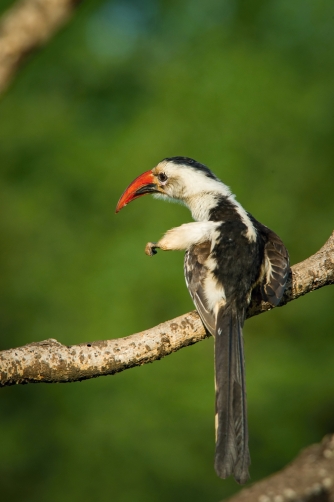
<box><xmin>145</xmin><ymin>226</ymin><xmax>190</xmax><ymax>256</ymax></box>
<box><xmin>145</xmin><ymin>242</ymin><xmax>158</xmax><ymax>256</ymax></box>
<box><xmin>145</xmin><ymin>222</ymin><xmax>220</xmax><ymax>256</ymax></box>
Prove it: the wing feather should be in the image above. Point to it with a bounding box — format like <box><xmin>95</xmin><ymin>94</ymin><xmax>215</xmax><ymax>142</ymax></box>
<box><xmin>261</xmin><ymin>229</ymin><xmax>290</xmax><ymax>306</ymax></box>
<box><xmin>184</xmin><ymin>242</ymin><xmax>216</xmax><ymax>335</ymax></box>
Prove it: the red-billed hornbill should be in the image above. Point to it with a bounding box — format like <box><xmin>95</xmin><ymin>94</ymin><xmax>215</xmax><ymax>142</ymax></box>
<box><xmin>116</xmin><ymin>157</ymin><xmax>289</xmax><ymax>484</ymax></box>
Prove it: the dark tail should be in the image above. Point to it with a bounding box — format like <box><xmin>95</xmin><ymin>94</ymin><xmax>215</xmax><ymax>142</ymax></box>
<box><xmin>214</xmin><ymin>303</ymin><xmax>250</xmax><ymax>484</ymax></box>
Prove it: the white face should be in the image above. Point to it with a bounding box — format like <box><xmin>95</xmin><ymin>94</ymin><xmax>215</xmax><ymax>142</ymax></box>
<box><xmin>152</xmin><ymin>160</ymin><xmax>230</xmax><ymax>202</ymax></box>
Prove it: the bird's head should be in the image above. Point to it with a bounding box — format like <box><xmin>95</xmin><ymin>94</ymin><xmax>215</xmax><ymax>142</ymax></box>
<box><xmin>115</xmin><ymin>157</ymin><xmax>228</xmax><ymax>214</ymax></box>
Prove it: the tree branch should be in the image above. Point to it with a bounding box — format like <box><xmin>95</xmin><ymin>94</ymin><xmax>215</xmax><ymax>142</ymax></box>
<box><xmin>0</xmin><ymin>231</ymin><xmax>333</xmax><ymax>387</ymax></box>
<box><xmin>224</xmin><ymin>434</ymin><xmax>334</xmax><ymax>502</ymax></box>
<box><xmin>0</xmin><ymin>0</ymin><xmax>82</xmax><ymax>95</ymax></box>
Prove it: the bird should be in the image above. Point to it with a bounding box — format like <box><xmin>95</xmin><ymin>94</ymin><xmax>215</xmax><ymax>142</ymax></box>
<box><xmin>115</xmin><ymin>156</ymin><xmax>289</xmax><ymax>484</ymax></box>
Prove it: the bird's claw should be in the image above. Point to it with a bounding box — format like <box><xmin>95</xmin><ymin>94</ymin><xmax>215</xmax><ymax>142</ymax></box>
<box><xmin>145</xmin><ymin>242</ymin><xmax>158</xmax><ymax>256</ymax></box>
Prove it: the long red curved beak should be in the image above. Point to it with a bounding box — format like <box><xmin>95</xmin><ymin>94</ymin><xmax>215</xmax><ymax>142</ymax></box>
<box><xmin>115</xmin><ymin>170</ymin><xmax>158</xmax><ymax>213</ymax></box>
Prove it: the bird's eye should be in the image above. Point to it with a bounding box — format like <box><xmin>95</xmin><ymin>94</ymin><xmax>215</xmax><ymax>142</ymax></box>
<box><xmin>158</xmin><ymin>172</ymin><xmax>168</xmax><ymax>183</ymax></box>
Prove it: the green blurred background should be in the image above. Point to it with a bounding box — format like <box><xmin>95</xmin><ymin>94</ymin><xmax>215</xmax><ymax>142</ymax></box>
<box><xmin>0</xmin><ymin>0</ymin><xmax>334</xmax><ymax>500</ymax></box>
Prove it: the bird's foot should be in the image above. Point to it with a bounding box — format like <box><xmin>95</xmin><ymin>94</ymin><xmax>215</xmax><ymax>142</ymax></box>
<box><xmin>145</xmin><ymin>242</ymin><xmax>158</xmax><ymax>256</ymax></box>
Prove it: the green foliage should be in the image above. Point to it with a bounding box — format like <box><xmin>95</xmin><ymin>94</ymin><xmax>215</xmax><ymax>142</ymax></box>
<box><xmin>0</xmin><ymin>0</ymin><xmax>334</xmax><ymax>500</ymax></box>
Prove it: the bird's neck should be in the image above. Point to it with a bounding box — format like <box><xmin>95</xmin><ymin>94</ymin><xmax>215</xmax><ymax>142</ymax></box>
<box><xmin>185</xmin><ymin>191</ymin><xmax>258</xmax><ymax>243</ymax></box>
<box><xmin>176</xmin><ymin>175</ymin><xmax>232</xmax><ymax>221</ymax></box>
<box><xmin>185</xmin><ymin>191</ymin><xmax>225</xmax><ymax>221</ymax></box>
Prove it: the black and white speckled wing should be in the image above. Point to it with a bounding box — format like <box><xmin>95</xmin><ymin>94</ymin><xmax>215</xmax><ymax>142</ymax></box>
<box><xmin>184</xmin><ymin>242</ymin><xmax>215</xmax><ymax>336</ymax></box>
<box><xmin>262</xmin><ymin>229</ymin><xmax>290</xmax><ymax>306</ymax></box>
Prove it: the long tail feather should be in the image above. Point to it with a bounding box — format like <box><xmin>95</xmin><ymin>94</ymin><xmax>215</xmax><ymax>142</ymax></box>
<box><xmin>214</xmin><ymin>304</ymin><xmax>250</xmax><ymax>484</ymax></box>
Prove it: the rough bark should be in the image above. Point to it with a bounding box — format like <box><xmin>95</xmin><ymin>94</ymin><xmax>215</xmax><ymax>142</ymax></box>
<box><xmin>224</xmin><ymin>434</ymin><xmax>334</xmax><ymax>502</ymax></box>
<box><xmin>0</xmin><ymin>0</ymin><xmax>82</xmax><ymax>95</ymax></box>
<box><xmin>0</xmin><ymin>231</ymin><xmax>333</xmax><ymax>387</ymax></box>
